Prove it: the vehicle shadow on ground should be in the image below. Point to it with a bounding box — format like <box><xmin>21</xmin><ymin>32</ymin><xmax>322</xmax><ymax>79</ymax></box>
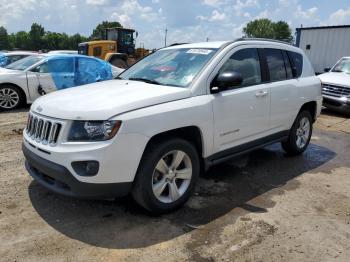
<box><xmin>321</xmin><ymin>108</ymin><xmax>349</xmax><ymax>118</ymax></box>
<box><xmin>0</xmin><ymin>107</ymin><xmax>29</xmax><ymax>114</ymax></box>
<box><xmin>29</xmin><ymin>143</ymin><xmax>336</xmax><ymax>249</ymax></box>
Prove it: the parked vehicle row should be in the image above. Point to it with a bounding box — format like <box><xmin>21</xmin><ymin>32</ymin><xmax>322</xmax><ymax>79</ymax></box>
<box><xmin>22</xmin><ymin>39</ymin><xmax>322</xmax><ymax>214</ymax></box>
<box><xmin>0</xmin><ymin>54</ymin><xmax>123</xmax><ymax>110</ymax></box>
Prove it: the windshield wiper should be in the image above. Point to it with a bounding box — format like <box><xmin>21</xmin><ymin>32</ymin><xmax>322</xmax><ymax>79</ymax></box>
<box><xmin>128</xmin><ymin>77</ymin><xmax>161</xmax><ymax>85</ymax></box>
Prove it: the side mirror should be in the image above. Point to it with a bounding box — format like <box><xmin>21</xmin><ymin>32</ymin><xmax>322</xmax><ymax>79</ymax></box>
<box><xmin>324</xmin><ymin>68</ymin><xmax>331</xmax><ymax>72</ymax></box>
<box><xmin>211</xmin><ymin>71</ymin><xmax>243</xmax><ymax>93</ymax></box>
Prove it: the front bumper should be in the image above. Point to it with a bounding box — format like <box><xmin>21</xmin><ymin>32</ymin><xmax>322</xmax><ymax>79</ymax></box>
<box><xmin>23</xmin><ymin>143</ymin><xmax>132</xmax><ymax>199</ymax></box>
<box><xmin>323</xmin><ymin>95</ymin><xmax>350</xmax><ymax>114</ymax></box>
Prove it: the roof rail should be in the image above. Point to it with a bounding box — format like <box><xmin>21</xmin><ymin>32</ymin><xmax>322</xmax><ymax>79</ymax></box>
<box><xmin>235</xmin><ymin>37</ymin><xmax>294</xmax><ymax>46</ymax></box>
<box><xmin>168</xmin><ymin>43</ymin><xmax>189</xmax><ymax>47</ymax></box>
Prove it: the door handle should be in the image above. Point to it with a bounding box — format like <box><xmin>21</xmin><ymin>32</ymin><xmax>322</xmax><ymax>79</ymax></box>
<box><xmin>255</xmin><ymin>90</ymin><xmax>269</xmax><ymax>97</ymax></box>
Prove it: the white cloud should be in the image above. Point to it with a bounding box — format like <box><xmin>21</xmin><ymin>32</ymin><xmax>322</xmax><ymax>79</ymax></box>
<box><xmin>234</xmin><ymin>0</ymin><xmax>260</xmax><ymax>16</ymax></box>
<box><xmin>294</xmin><ymin>5</ymin><xmax>318</xmax><ymax>20</ymax></box>
<box><xmin>86</xmin><ymin>0</ymin><xmax>109</xmax><ymax>6</ymax></box>
<box><xmin>324</xmin><ymin>7</ymin><xmax>350</xmax><ymax>25</ymax></box>
<box><xmin>0</xmin><ymin>0</ymin><xmax>36</xmax><ymax>26</ymax></box>
<box><xmin>197</xmin><ymin>9</ymin><xmax>227</xmax><ymax>22</ymax></box>
<box><xmin>202</xmin><ymin>0</ymin><xmax>225</xmax><ymax>6</ymax></box>
<box><xmin>110</xmin><ymin>12</ymin><xmax>131</xmax><ymax>26</ymax></box>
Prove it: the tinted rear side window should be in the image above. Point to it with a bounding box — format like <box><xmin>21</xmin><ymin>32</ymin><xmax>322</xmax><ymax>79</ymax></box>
<box><xmin>282</xmin><ymin>51</ymin><xmax>293</xmax><ymax>79</ymax></box>
<box><xmin>265</xmin><ymin>49</ymin><xmax>286</xmax><ymax>81</ymax></box>
<box><xmin>288</xmin><ymin>51</ymin><xmax>303</xmax><ymax>77</ymax></box>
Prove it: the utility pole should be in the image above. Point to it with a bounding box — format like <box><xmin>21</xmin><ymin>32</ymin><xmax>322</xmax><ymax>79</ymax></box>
<box><xmin>164</xmin><ymin>28</ymin><xmax>168</xmax><ymax>47</ymax></box>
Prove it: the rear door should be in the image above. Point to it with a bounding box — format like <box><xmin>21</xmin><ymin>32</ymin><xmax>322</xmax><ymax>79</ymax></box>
<box><xmin>211</xmin><ymin>47</ymin><xmax>271</xmax><ymax>154</ymax></box>
<box><xmin>262</xmin><ymin>48</ymin><xmax>299</xmax><ymax>132</ymax></box>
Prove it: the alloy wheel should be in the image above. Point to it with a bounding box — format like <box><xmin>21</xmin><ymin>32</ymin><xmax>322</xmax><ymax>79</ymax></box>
<box><xmin>0</xmin><ymin>88</ymin><xmax>20</xmax><ymax>109</ymax></box>
<box><xmin>295</xmin><ymin>116</ymin><xmax>310</xmax><ymax>148</ymax></box>
<box><xmin>152</xmin><ymin>150</ymin><xmax>192</xmax><ymax>203</ymax></box>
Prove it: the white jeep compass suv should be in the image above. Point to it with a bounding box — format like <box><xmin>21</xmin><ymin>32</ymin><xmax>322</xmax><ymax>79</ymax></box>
<box><xmin>23</xmin><ymin>39</ymin><xmax>322</xmax><ymax>214</ymax></box>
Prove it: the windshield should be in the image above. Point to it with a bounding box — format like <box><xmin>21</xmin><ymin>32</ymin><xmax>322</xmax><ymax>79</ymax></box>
<box><xmin>331</xmin><ymin>58</ymin><xmax>350</xmax><ymax>74</ymax></box>
<box><xmin>5</xmin><ymin>55</ymin><xmax>44</xmax><ymax>71</ymax></box>
<box><xmin>119</xmin><ymin>48</ymin><xmax>218</xmax><ymax>87</ymax></box>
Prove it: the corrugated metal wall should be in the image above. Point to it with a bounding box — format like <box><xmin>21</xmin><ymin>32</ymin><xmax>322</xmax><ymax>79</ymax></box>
<box><xmin>299</xmin><ymin>27</ymin><xmax>350</xmax><ymax>73</ymax></box>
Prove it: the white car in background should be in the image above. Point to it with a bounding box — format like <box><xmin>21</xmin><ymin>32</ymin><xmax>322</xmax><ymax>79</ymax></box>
<box><xmin>0</xmin><ymin>51</ymin><xmax>36</xmax><ymax>67</ymax></box>
<box><xmin>0</xmin><ymin>54</ymin><xmax>123</xmax><ymax>110</ymax></box>
<box><xmin>318</xmin><ymin>57</ymin><xmax>350</xmax><ymax>114</ymax></box>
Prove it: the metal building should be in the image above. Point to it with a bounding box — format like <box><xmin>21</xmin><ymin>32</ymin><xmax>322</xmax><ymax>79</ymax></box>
<box><xmin>296</xmin><ymin>25</ymin><xmax>350</xmax><ymax>74</ymax></box>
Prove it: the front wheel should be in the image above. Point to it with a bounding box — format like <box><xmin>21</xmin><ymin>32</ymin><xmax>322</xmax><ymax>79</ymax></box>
<box><xmin>132</xmin><ymin>138</ymin><xmax>200</xmax><ymax>214</ymax></box>
<box><xmin>282</xmin><ymin>111</ymin><xmax>313</xmax><ymax>155</ymax></box>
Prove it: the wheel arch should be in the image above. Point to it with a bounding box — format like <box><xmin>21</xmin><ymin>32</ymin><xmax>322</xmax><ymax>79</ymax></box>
<box><xmin>299</xmin><ymin>101</ymin><xmax>317</xmax><ymax>122</ymax></box>
<box><xmin>144</xmin><ymin>126</ymin><xmax>204</xmax><ymax>159</ymax></box>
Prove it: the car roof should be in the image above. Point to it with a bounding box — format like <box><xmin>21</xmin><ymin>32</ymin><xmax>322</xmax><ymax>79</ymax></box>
<box><xmin>163</xmin><ymin>38</ymin><xmax>301</xmax><ymax>53</ymax></box>
<box><xmin>42</xmin><ymin>54</ymin><xmax>102</xmax><ymax>59</ymax></box>
<box><xmin>5</xmin><ymin>51</ymin><xmax>37</xmax><ymax>56</ymax></box>
<box><xmin>163</xmin><ymin>41</ymin><xmax>229</xmax><ymax>50</ymax></box>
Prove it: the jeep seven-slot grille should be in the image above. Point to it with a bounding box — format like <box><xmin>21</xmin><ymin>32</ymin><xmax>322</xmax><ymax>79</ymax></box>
<box><xmin>26</xmin><ymin>114</ymin><xmax>62</xmax><ymax>145</ymax></box>
<box><xmin>322</xmin><ymin>84</ymin><xmax>350</xmax><ymax>98</ymax></box>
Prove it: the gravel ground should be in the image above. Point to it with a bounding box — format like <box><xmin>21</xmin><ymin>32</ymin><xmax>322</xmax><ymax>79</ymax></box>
<box><xmin>0</xmin><ymin>108</ymin><xmax>349</xmax><ymax>262</ymax></box>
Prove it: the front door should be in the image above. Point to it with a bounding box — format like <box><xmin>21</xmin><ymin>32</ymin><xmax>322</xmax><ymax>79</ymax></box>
<box><xmin>212</xmin><ymin>47</ymin><xmax>271</xmax><ymax>154</ymax></box>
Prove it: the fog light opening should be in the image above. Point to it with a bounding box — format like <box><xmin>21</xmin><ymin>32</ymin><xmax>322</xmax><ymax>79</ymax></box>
<box><xmin>72</xmin><ymin>161</ymin><xmax>99</xmax><ymax>177</ymax></box>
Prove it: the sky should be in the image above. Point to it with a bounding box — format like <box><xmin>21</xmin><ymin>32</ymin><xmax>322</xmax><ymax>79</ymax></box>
<box><xmin>0</xmin><ymin>0</ymin><xmax>350</xmax><ymax>49</ymax></box>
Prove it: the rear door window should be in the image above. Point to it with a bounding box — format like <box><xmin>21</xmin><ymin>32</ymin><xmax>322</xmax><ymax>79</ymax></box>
<box><xmin>288</xmin><ymin>51</ymin><xmax>303</xmax><ymax>78</ymax></box>
<box><xmin>282</xmin><ymin>51</ymin><xmax>293</xmax><ymax>79</ymax></box>
<box><xmin>265</xmin><ymin>49</ymin><xmax>287</xmax><ymax>82</ymax></box>
<box><xmin>47</xmin><ymin>58</ymin><xmax>74</xmax><ymax>73</ymax></box>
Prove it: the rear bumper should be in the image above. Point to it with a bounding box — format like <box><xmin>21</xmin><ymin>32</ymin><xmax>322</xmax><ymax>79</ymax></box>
<box><xmin>323</xmin><ymin>95</ymin><xmax>350</xmax><ymax>114</ymax></box>
<box><xmin>23</xmin><ymin>143</ymin><xmax>132</xmax><ymax>199</ymax></box>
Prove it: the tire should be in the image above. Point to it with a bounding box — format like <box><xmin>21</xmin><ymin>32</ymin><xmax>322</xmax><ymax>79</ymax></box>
<box><xmin>281</xmin><ymin>111</ymin><xmax>313</xmax><ymax>155</ymax></box>
<box><xmin>0</xmin><ymin>85</ymin><xmax>25</xmax><ymax>110</ymax></box>
<box><xmin>110</xmin><ymin>58</ymin><xmax>128</xmax><ymax>69</ymax></box>
<box><xmin>132</xmin><ymin>138</ymin><xmax>200</xmax><ymax>215</ymax></box>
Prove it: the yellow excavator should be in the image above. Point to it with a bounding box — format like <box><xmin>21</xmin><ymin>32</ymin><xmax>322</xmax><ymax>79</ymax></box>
<box><xmin>78</xmin><ymin>27</ymin><xmax>148</xmax><ymax>68</ymax></box>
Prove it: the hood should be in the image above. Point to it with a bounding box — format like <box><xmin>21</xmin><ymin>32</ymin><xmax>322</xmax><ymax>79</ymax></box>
<box><xmin>31</xmin><ymin>80</ymin><xmax>191</xmax><ymax>120</ymax></box>
<box><xmin>0</xmin><ymin>67</ymin><xmax>22</xmax><ymax>75</ymax></box>
<box><xmin>318</xmin><ymin>72</ymin><xmax>350</xmax><ymax>87</ymax></box>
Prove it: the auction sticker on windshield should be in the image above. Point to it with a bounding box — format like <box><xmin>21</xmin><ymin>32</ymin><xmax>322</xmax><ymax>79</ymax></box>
<box><xmin>186</xmin><ymin>49</ymin><xmax>213</xmax><ymax>55</ymax></box>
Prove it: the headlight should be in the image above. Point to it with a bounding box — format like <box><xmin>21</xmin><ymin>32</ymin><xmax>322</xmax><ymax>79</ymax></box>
<box><xmin>68</xmin><ymin>120</ymin><xmax>122</xmax><ymax>141</ymax></box>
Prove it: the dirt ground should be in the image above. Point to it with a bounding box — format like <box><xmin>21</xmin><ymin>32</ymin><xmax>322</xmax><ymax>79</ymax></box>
<box><xmin>0</xmin><ymin>108</ymin><xmax>349</xmax><ymax>262</ymax></box>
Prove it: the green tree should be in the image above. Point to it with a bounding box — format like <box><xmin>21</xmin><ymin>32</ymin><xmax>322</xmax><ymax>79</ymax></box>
<box><xmin>68</xmin><ymin>33</ymin><xmax>88</xmax><ymax>50</ymax></box>
<box><xmin>243</xmin><ymin>19</ymin><xmax>274</xmax><ymax>39</ymax></box>
<box><xmin>13</xmin><ymin>31</ymin><xmax>30</xmax><ymax>50</ymax></box>
<box><xmin>29</xmin><ymin>23</ymin><xmax>45</xmax><ymax>50</ymax></box>
<box><xmin>0</xmin><ymin>26</ymin><xmax>10</xmax><ymax>50</ymax></box>
<box><xmin>43</xmin><ymin>32</ymin><xmax>63</xmax><ymax>50</ymax></box>
<box><xmin>273</xmin><ymin>21</ymin><xmax>293</xmax><ymax>42</ymax></box>
<box><xmin>91</xmin><ymin>21</ymin><xmax>122</xmax><ymax>40</ymax></box>
<box><xmin>243</xmin><ymin>18</ymin><xmax>293</xmax><ymax>43</ymax></box>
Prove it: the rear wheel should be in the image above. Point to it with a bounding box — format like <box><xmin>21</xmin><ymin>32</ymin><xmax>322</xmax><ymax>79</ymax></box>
<box><xmin>0</xmin><ymin>85</ymin><xmax>24</xmax><ymax>110</ymax></box>
<box><xmin>132</xmin><ymin>138</ymin><xmax>200</xmax><ymax>214</ymax></box>
<box><xmin>282</xmin><ymin>111</ymin><xmax>313</xmax><ymax>155</ymax></box>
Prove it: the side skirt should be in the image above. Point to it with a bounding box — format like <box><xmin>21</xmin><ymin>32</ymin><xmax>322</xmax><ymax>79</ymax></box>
<box><xmin>204</xmin><ymin>130</ymin><xmax>289</xmax><ymax>169</ymax></box>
